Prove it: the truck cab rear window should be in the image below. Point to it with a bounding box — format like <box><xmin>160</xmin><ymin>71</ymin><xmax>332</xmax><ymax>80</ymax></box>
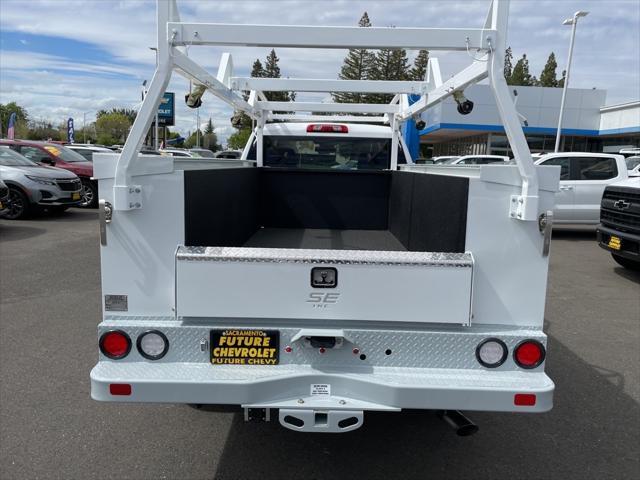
<box><xmin>248</xmin><ymin>136</ymin><xmax>391</xmax><ymax>170</ymax></box>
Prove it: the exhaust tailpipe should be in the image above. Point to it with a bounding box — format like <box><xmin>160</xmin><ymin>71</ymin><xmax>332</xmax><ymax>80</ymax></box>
<box><xmin>438</xmin><ymin>410</ymin><xmax>479</xmax><ymax>437</ymax></box>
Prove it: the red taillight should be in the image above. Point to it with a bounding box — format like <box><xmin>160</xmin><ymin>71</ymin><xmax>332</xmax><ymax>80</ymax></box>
<box><xmin>109</xmin><ymin>384</ymin><xmax>132</xmax><ymax>396</ymax></box>
<box><xmin>514</xmin><ymin>393</ymin><xmax>536</xmax><ymax>406</ymax></box>
<box><xmin>100</xmin><ymin>330</ymin><xmax>131</xmax><ymax>359</ymax></box>
<box><xmin>514</xmin><ymin>340</ymin><xmax>545</xmax><ymax>369</ymax></box>
<box><xmin>306</xmin><ymin>124</ymin><xmax>348</xmax><ymax>133</ymax></box>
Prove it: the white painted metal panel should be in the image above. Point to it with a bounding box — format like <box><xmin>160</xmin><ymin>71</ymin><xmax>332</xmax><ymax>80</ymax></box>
<box><xmin>170</xmin><ymin>23</ymin><xmax>494</xmax><ymax>51</ymax></box>
<box><xmin>99</xmin><ymin>160</ymin><xmax>185</xmax><ymax>317</ymax></box>
<box><xmin>175</xmin><ymin>248</ymin><xmax>473</xmax><ymax>324</ymax></box>
<box><xmin>463</xmin><ymin>167</ymin><xmax>558</xmax><ymax>326</ymax></box>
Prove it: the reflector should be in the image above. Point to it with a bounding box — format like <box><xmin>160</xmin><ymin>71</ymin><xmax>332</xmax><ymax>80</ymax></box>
<box><xmin>514</xmin><ymin>393</ymin><xmax>536</xmax><ymax>406</ymax></box>
<box><xmin>109</xmin><ymin>384</ymin><xmax>132</xmax><ymax>396</ymax></box>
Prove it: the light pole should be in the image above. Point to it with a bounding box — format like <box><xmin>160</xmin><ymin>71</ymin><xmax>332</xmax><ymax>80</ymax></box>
<box><xmin>554</xmin><ymin>10</ymin><xmax>589</xmax><ymax>153</ymax></box>
<box><xmin>82</xmin><ymin>111</ymin><xmax>93</xmax><ymax>144</ymax></box>
<box><xmin>196</xmin><ymin>107</ymin><xmax>200</xmax><ymax>148</ymax></box>
<box><xmin>149</xmin><ymin>47</ymin><xmax>159</xmax><ymax>150</ymax></box>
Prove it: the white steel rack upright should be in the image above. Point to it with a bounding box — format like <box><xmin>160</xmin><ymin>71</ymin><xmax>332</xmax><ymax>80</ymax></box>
<box><xmin>113</xmin><ymin>0</ymin><xmax>538</xmax><ymax>221</ymax></box>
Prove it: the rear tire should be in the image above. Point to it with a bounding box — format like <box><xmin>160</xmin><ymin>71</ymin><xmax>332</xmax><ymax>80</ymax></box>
<box><xmin>611</xmin><ymin>253</ymin><xmax>640</xmax><ymax>271</ymax></box>
<box><xmin>3</xmin><ymin>188</ymin><xmax>31</xmax><ymax>220</ymax></box>
<box><xmin>80</xmin><ymin>179</ymin><xmax>98</xmax><ymax>208</ymax></box>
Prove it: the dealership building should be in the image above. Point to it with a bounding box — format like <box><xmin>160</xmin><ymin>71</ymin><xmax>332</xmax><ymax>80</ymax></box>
<box><xmin>415</xmin><ymin>84</ymin><xmax>640</xmax><ymax>158</ymax></box>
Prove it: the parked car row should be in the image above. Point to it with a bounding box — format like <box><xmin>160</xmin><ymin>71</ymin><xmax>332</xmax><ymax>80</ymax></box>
<box><xmin>0</xmin><ymin>146</ymin><xmax>83</xmax><ymax>219</ymax></box>
<box><xmin>0</xmin><ymin>139</ymin><xmax>97</xmax><ymax>208</ymax></box>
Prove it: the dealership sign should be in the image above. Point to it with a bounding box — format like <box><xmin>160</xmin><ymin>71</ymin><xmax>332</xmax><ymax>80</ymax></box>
<box><xmin>157</xmin><ymin>92</ymin><xmax>175</xmax><ymax>126</ymax></box>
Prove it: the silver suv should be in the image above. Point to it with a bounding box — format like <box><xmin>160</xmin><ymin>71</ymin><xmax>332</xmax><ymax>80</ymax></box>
<box><xmin>0</xmin><ymin>147</ymin><xmax>83</xmax><ymax>219</ymax></box>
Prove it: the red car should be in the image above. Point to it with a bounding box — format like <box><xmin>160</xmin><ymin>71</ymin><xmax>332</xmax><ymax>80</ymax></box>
<box><xmin>0</xmin><ymin>140</ymin><xmax>97</xmax><ymax>207</ymax></box>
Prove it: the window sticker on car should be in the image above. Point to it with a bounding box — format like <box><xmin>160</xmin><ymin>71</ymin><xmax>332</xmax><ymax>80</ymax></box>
<box><xmin>44</xmin><ymin>146</ymin><xmax>61</xmax><ymax>156</ymax></box>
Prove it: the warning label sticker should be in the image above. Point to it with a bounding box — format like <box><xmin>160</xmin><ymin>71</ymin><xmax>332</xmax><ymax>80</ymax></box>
<box><xmin>210</xmin><ymin>330</ymin><xmax>279</xmax><ymax>365</ymax></box>
<box><xmin>310</xmin><ymin>384</ymin><xmax>331</xmax><ymax>396</ymax></box>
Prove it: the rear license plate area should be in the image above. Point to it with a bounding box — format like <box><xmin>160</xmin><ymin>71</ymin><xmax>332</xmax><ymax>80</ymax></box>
<box><xmin>210</xmin><ymin>329</ymin><xmax>280</xmax><ymax>365</ymax></box>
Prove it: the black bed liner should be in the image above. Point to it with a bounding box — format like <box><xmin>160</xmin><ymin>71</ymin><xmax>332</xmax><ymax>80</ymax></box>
<box><xmin>184</xmin><ymin>168</ymin><xmax>469</xmax><ymax>253</ymax></box>
<box><xmin>244</xmin><ymin>228</ymin><xmax>407</xmax><ymax>251</ymax></box>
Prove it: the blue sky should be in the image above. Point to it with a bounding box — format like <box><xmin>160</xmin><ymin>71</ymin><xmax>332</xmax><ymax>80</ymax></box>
<box><xmin>1</xmin><ymin>0</ymin><xmax>639</xmax><ymax>145</ymax></box>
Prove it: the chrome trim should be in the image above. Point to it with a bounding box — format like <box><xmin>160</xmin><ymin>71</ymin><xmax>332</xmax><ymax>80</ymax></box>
<box><xmin>176</xmin><ymin>246</ymin><xmax>473</xmax><ymax>267</ymax></box>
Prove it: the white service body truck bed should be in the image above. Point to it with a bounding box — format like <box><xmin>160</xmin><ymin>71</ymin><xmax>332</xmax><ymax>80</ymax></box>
<box><xmin>90</xmin><ymin>0</ymin><xmax>557</xmax><ymax>433</ymax></box>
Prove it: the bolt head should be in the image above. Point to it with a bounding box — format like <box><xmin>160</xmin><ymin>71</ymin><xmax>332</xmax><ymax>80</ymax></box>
<box><xmin>297</xmin><ymin>398</ymin><xmax>304</xmax><ymax>404</ymax></box>
<box><xmin>339</xmin><ymin>400</ymin><xmax>347</xmax><ymax>405</ymax></box>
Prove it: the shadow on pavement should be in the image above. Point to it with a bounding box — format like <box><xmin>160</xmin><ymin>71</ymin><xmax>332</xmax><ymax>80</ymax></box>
<box><xmin>0</xmin><ymin>224</ymin><xmax>47</xmax><ymax>242</ymax></box>
<box><xmin>551</xmin><ymin>228</ymin><xmax>597</xmax><ymax>241</ymax></box>
<box><xmin>613</xmin><ymin>266</ymin><xmax>640</xmax><ymax>285</ymax></box>
<box><xmin>209</xmin><ymin>333</ymin><xmax>639</xmax><ymax>480</ymax></box>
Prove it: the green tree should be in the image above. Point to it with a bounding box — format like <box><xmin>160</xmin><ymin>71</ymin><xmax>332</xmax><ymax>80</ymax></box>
<box><xmin>204</xmin><ymin>118</ymin><xmax>214</xmax><ymax>134</ymax></box>
<box><xmin>509</xmin><ymin>54</ymin><xmax>533</xmax><ymax>86</ymax></box>
<box><xmin>504</xmin><ymin>47</ymin><xmax>513</xmax><ymax>81</ymax></box>
<box><xmin>539</xmin><ymin>52</ymin><xmax>559</xmax><ymax>87</ymax></box>
<box><xmin>250</xmin><ymin>59</ymin><xmax>266</xmax><ymax>80</ymax></box>
<box><xmin>200</xmin><ymin>117</ymin><xmax>219</xmax><ymax>152</ymax></box>
<box><xmin>227</xmin><ymin>128</ymin><xmax>252</xmax><ymax>150</ymax></box>
<box><xmin>263</xmin><ymin>49</ymin><xmax>295</xmax><ymax>102</ymax></box>
<box><xmin>0</xmin><ymin>102</ymin><xmax>29</xmax><ymax>138</ymax></box>
<box><xmin>97</xmin><ymin>107</ymin><xmax>137</xmax><ymax>123</ymax></box>
<box><xmin>332</xmin><ymin>12</ymin><xmax>374</xmax><ymax>103</ymax></box>
<box><xmin>558</xmin><ymin>69</ymin><xmax>567</xmax><ymax>88</ymax></box>
<box><xmin>410</xmin><ymin>49</ymin><xmax>429</xmax><ymax>81</ymax></box>
<box><xmin>368</xmin><ymin>46</ymin><xmax>410</xmax><ymax>103</ymax></box>
<box><xmin>95</xmin><ymin>112</ymin><xmax>132</xmax><ymax>145</ymax></box>
<box><xmin>184</xmin><ymin>129</ymin><xmax>202</xmax><ymax>148</ymax></box>
<box><xmin>26</xmin><ymin>119</ymin><xmax>61</xmax><ymax>141</ymax></box>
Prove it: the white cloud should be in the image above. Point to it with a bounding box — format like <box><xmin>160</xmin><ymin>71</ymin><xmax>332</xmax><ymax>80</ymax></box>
<box><xmin>1</xmin><ymin>0</ymin><xmax>639</xmax><ymax>145</ymax></box>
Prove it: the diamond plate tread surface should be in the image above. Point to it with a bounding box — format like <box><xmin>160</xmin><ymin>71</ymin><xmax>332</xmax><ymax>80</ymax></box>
<box><xmin>176</xmin><ymin>246</ymin><xmax>473</xmax><ymax>267</ymax></box>
<box><xmin>98</xmin><ymin>321</ymin><xmax>545</xmax><ymax>370</ymax></box>
<box><xmin>91</xmin><ymin>361</ymin><xmax>553</xmax><ymax>389</ymax></box>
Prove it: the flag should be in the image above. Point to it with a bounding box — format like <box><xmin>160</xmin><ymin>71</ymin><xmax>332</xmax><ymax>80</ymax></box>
<box><xmin>67</xmin><ymin>118</ymin><xmax>75</xmax><ymax>143</ymax></box>
<box><xmin>7</xmin><ymin>112</ymin><xmax>17</xmax><ymax>140</ymax></box>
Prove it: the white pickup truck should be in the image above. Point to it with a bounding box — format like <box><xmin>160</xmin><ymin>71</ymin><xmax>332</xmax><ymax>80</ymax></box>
<box><xmin>535</xmin><ymin>152</ymin><xmax>628</xmax><ymax>224</ymax></box>
<box><xmin>90</xmin><ymin>0</ymin><xmax>557</xmax><ymax>433</ymax></box>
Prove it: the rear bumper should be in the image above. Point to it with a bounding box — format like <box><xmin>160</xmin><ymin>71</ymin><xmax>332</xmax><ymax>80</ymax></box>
<box><xmin>597</xmin><ymin>224</ymin><xmax>640</xmax><ymax>261</ymax></box>
<box><xmin>90</xmin><ymin>362</ymin><xmax>554</xmax><ymax>413</ymax></box>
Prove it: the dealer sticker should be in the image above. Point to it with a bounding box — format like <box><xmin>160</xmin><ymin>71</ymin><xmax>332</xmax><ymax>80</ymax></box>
<box><xmin>210</xmin><ymin>330</ymin><xmax>279</xmax><ymax>365</ymax></box>
<box><xmin>310</xmin><ymin>384</ymin><xmax>331</xmax><ymax>396</ymax></box>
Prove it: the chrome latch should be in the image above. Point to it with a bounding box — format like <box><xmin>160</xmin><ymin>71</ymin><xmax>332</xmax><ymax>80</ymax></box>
<box><xmin>99</xmin><ymin>199</ymin><xmax>113</xmax><ymax>246</ymax></box>
<box><xmin>538</xmin><ymin>210</ymin><xmax>553</xmax><ymax>257</ymax></box>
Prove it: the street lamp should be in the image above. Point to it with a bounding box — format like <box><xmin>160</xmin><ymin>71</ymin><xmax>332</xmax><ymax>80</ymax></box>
<box><xmin>82</xmin><ymin>111</ymin><xmax>93</xmax><ymax>144</ymax></box>
<box><xmin>554</xmin><ymin>10</ymin><xmax>589</xmax><ymax>153</ymax></box>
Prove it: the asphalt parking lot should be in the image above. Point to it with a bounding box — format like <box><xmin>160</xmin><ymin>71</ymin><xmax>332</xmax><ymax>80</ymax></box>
<box><xmin>0</xmin><ymin>209</ymin><xmax>639</xmax><ymax>480</ymax></box>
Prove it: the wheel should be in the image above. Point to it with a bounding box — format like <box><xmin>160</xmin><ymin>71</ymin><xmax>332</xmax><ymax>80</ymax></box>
<box><xmin>611</xmin><ymin>253</ymin><xmax>640</xmax><ymax>271</ymax></box>
<box><xmin>3</xmin><ymin>188</ymin><xmax>31</xmax><ymax>220</ymax></box>
<box><xmin>80</xmin><ymin>179</ymin><xmax>98</xmax><ymax>208</ymax></box>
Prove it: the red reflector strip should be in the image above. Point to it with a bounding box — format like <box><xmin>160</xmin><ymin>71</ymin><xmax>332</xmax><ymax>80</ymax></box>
<box><xmin>514</xmin><ymin>393</ymin><xmax>536</xmax><ymax>406</ymax></box>
<box><xmin>109</xmin><ymin>384</ymin><xmax>132</xmax><ymax>396</ymax></box>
